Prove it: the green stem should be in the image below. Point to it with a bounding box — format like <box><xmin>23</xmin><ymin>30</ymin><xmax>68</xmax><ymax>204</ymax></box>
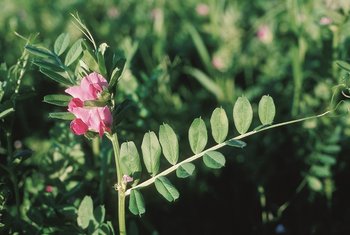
<box><xmin>125</xmin><ymin>110</ymin><xmax>332</xmax><ymax>196</ymax></box>
<box><xmin>108</xmin><ymin>133</ymin><xmax>126</xmax><ymax>235</ymax></box>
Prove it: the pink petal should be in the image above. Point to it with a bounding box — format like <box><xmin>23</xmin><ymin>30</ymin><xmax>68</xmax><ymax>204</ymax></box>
<box><xmin>68</xmin><ymin>98</ymin><xmax>84</xmax><ymax>112</ymax></box>
<box><xmin>70</xmin><ymin>107</ymin><xmax>91</xmax><ymax>124</ymax></box>
<box><xmin>86</xmin><ymin>72</ymin><xmax>108</xmax><ymax>86</ymax></box>
<box><xmin>70</xmin><ymin>118</ymin><xmax>89</xmax><ymax>135</ymax></box>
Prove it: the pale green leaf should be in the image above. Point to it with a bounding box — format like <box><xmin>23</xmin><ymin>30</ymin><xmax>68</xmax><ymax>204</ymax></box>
<box><xmin>154</xmin><ymin>176</ymin><xmax>179</xmax><ymax>202</ymax></box>
<box><xmin>307</xmin><ymin>176</ymin><xmax>323</xmax><ymax>192</ymax></box>
<box><xmin>176</xmin><ymin>162</ymin><xmax>195</xmax><ymax>178</ymax></box>
<box><xmin>77</xmin><ymin>196</ymin><xmax>94</xmax><ymax>229</ymax></box>
<box><xmin>203</xmin><ymin>151</ymin><xmax>225</xmax><ymax>169</ymax></box>
<box><xmin>233</xmin><ymin>96</ymin><xmax>253</xmax><ymax>134</ymax></box>
<box><xmin>54</xmin><ymin>33</ymin><xmax>70</xmax><ymax>56</ymax></box>
<box><xmin>188</xmin><ymin>117</ymin><xmax>207</xmax><ymax>154</ymax></box>
<box><xmin>210</xmin><ymin>107</ymin><xmax>228</xmax><ymax>143</ymax></box>
<box><xmin>258</xmin><ymin>95</ymin><xmax>276</xmax><ymax>125</ymax></box>
<box><xmin>129</xmin><ymin>190</ymin><xmax>146</xmax><ymax>216</ymax></box>
<box><xmin>120</xmin><ymin>141</ymin><xmax>142</xmax><ymax>182</ymax></box>
<box><xmin>65</xmin><ymin>39</ymin><xmax>83</xmax><ymax>66</ymax></box>
<box><xmin>159</xmin><ymin>124</ymin><xmax>179</xmax><ymax>165</ymax></box>
<box><xmin>0</xmin><ymin>107</ymin><xmax>14</xmax><ymax>119</ymax></box>
<box><xmin>336</xmin><ymin>60</ymin><xmax>350</xmax><ymax>72</ymax></box>
<box><xmin>141</xmin><ymin>131</ymin><xmax>161</xmax><ymax>176</ymax></box>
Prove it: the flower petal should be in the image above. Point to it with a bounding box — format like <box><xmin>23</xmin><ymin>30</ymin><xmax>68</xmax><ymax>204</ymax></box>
<box><xmin>70</xmin><ymin>118</ymin><xmax>89</xmax><ymax>135</ymax></box>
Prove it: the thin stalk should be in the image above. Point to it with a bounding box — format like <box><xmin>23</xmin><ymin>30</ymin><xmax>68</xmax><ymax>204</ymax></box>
<box><xmin>108</xmin><ymin>133</ymin><xmax>126</xmax><ymax>235</ymax></box>
<box><xmin>125</xmin><ymin>110</ymin><xmax>332</xmax><ymax>196</ymax></box>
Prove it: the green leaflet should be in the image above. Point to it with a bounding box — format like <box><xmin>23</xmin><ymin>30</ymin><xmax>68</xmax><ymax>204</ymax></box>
<box><xmin>49</xmin><ymin>112</ymin><xmax>75</xmax><ymax>120</ymax></box>
<box><xmin>176</xmin><ymin>162</ymin><xmax>195</xmax><ymax>178</ymax></box>
<box><xmin>65</xmin><ymin>39</ymin><xmax>83</xmax><ymax>66</ymax></box>
<box><xmin>159</xmin><ymin>124</ymin><xmax>179</xmax><ymax>165</ymax></box>
<box><xmin>120</xmin><ymin>141</ymin><xmax>142</xmax><ymax>184</ymax></box>
<box><xmin>129</xmin><ymin>190</ymin><xmax>146</xmax><ymax>216</ymax></box>
<box><xmin>154</xmin><ymin>176</ymin><xmax>179</xmax><ymax>202</ymax></box>
<box><xmin>210</xmin><ymin>107</ymin><xmax>229</xmax><ymax>143</ymax></box>
<box><xmin>54</xmin><ymin>33</ymin><xmax>70</xmax><ymax>56</ymax></box>
<box><xmin>43</xmin><ymin>94</ymin><xmax>71</xmax><ymax>106</ymax></box>
<box><xmin>203</xmin><ymin>151</ymin><xmax>225</xmax><ymax>169</ymax></box>
<box><xmin>188</xmin><ymin>117</ymin><xmax>207</xmax><ymax>154</ymax></box>
<box><xmin>141</xmin><ymin>131</ymin><xmax>161</xmax><ymax>176</ymax></box>
<box><xmin>258</xmin><ymin>95</ymin><xmax>276</xmax><ymax>125</ymax></box>
<box><xmin>233</xmin><ymin>96</ymin><xmax>253</xmax><ymax>135</ymax></box>
<box><xmin>77</xmin><ymin>196</ymin><xmax>94</xmax><ymax>229</ymax></box>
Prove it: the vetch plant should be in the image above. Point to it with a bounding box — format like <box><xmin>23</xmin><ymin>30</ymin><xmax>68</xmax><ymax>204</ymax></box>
<box><xmin>25</xmin><ymin>15</ymin><xmax>348</xmax><ymax>235</ymax></box>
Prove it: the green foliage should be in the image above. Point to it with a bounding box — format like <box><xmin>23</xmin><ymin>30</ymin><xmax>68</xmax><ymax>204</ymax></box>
<box><xmin>210</xmin><ymin>107</ymin><xmax>229</xmax><ymax>144</ymax></box>
<box><xmin>54</xmin><ymin>33</ymin><xmax>70</xmax><ymax>56</ymax></box>
<box><xmin>188</xmin><ymin>117</ymin><xmax>207</xmax><ymax>154</ymax></box>
<box><xmin>43</xmin><ymin>94</ymin><xmax>71</xmax><ymax>106</ymax></box>
<box><xmin>203</xmin><ymin>151</ymin><xmax>226</xmax><ymax>169</ymax></box>
<box><xmin>120</xmin><ymin>141</ymin><xmax>142</xmax><ymax>183</ymax></box>
<box><xmin>233</xmin><ymin>96</ymin><xmax>253</xmax><ymax>134</ymax></box>
<box><xmin>154</xmin><ymin>176</ymin><xmax>179</xmax><ymax>202</ymax></box>
<box><xmin>258</xmin><ymin>95</ymin><xmax>276</xmax><ymax>125</ymax></box>
<box><xmin>141</xmin><ymin>131</ymin><xmax>161</xmax><ymax>176</ymax></box>
<box><xmin>159</xmin><ymin>124</ymin><xmax>179</xmax><ymax>165</ymax></box>
<box><xmin>129</xmin><ymin>190</ymin><xmax>146</xmax><ymax>216</ymax></box>
<box><xmin>176</xmin><ymin>162</ymin><xmax>195</xmax><ymax>178</ymax></box>
<box><xmin>77</xmin><ymin>196</ymin><xmax>94</xmax><ymax>229</ymax></box>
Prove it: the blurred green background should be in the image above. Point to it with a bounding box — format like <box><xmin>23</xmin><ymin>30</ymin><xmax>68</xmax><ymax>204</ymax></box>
<box><xmin>1</xmin><ymin>0</ymin><xmax>350</xmax><ymax>234</ymax></box>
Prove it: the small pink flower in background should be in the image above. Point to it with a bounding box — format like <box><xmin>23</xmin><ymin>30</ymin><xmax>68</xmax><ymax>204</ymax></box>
<box><xmin>65</xmin><ymin>72</ymin><xmax>112</xmax><ymax>137</ymax></box>
<box><xmin>256</xmin><ymin>25</ymin><xmax>273</xmax><ymax>44</ymax></box>
<box><xmin>107</xmin><ymin>6</ymin><xmax>120</xmax><ymax>19</ymax></box>
<box><xmin>122</xmin><ymin>175</ymin><xmax>133</xmax><ymax>184</ymax></box>
<box><xmin>319</xmin><ymin>17</ymin><xmax>332</xmax><ymax>25</ymax></box>
<box><xmin>151</xmin><ymin>8</ymin><xmax>162</xmax><ymax>21</ymax></box>
<box><xmin>196</xmin><ymin>3</ymin><xmax>209</xmax><ymax>16</ymax></box>
<box><xmin>45</xmin><ymin>185</ymin><xmax>53</xmax><ymax>193</ymax></box>
<box><xmin>212</xmin><ymin>56</ymin><xmax>225</xmax><ymax>70</ymax></box>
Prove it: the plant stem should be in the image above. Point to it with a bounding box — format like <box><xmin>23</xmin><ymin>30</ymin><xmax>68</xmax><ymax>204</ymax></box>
<box><xmin>108</xmin><ymin>133</ymin><xmax>127</xmax><ymax>235</ymax></box>
<box><xmin>125</xmin><ymin>110</ymin><xmax>332</xmax><ymax>196</ymax></box>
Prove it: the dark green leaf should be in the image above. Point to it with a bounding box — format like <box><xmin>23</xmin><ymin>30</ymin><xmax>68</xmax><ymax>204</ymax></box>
<box><xmin>233</xmin><ymin>96</ymin><xmax>253</xmax><ymax>134</ymax></box>
<box><xmin>25</xmin><ymin>45</ymin><xmax>55</xmax><ymax>58</ymax></box>
<box><xmin>43</xmin><ymin>94</ymin><xmax>71</xmax><ymax>106</ymax></box>
<box><xmin>141</xmin><ymin>131</ymin><xmax>161</xmax><ymax>176</ymax></box>
<box><xmin>65</xmin><ymin>39</ymin><xmax>83</xmax><ymax>66</ymax></box>
<box><xmin>258</xmin><ymin>95</ymin><xmax>276</xmax><ymax>125</ymax></box>
<box><xmin>159</xmin><ymin>124</ymin><xmax>179</xmax><ymax>165</ymax></box>
<box><xmin>33</xmin><ymin>59</ymin><xmax>65</xmax><ymax>72</ymax></box>
<box><xmin>40</xmin><ymin>68</ymin><xmax>74</xmax><ymax>86</ymax></box>
<box><xmin>54</xmin><ymin>33</ymin><xmax>70</xmax><ymax>56</ymax></box>
<box><xmin>109</xmin><ymin>57</ymin><xmax>126</xmax><ymax>89</ymax></box>
<box><xmin>210</xmin><ymin>107</ymin><xmax>228</xmax><ymax>143</ymax></box>
<box><xmin>93</xmin><ymin>205</ymin><xmax>105</xmax><ymax>224</ymax></box>
<box><xmin>77</xmin><ymin>196</ymin><xmax>94</xmax><ymax>229</ymax></box>
<box><xmin>226</xmin><ymin>139</ymin><xmax>247</xmax><ymax>148</ymax></box>
<box><xmin>188</xmin><ymin>117</ymin><xmax>207</xmax><ymax>154</ymax></box>
<box><xmin>49</xmin><ymin>112</ymin><xmax>75</xmax><ymax>120</ymax></box>
<box><xmin>154</xmin><ymin>176</ymin><xmax>179</xmax><ymax>202</ymax></box>
<box><xmin>311</xmin><ymin>165</ymin><xmax>331</xmax><ymax>177</ymax></box>
<box><xmin>176</xmin><ymin>162</ymin><xmax>195</xmax><ymax>178</ymax></box>
<box><xmin>129</xmin><ymin>190</ymin><xmax>146</xmax><ymax>216</ymax></box>
<box><xmin>203</xmin><ymin>151</ymin><xmax>225</xmax><ymax>169</ymax></box>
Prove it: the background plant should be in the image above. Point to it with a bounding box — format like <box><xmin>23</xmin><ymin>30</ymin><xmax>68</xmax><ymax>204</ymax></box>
<box><xmin>1</xmin><ymin>0</ymin><xmax>350</xmax><ymax>234</ymax></box>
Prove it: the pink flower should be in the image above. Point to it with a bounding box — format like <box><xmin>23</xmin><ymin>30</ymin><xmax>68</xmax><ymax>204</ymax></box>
<box><xmin>45</xmin><ymin>185</ymin><xmax>53</xmax><ymax>193</ymax></box>
<box><xmin>257</xmin><ymin>25</ymin><xmax>273</xmax><ymax>44</ymax></box>
<box><xmin>122</xmin><ymin>175</ymin><xmax>133</xmax><ymax>184</ymax></box>
<box><xmin>212</xmin><ymin>56</ymin><xmax>225</xmax><ymax>70</ymax></box>
<box><xmin>319</xmin><ymin>17</ymin><xmax>332</xmax><ymax>25</ymax></box>
<box><xmin>65</xmin><ymin>72</ymin><xmax>108</xmax><ymax>102</ymax></box>
<box><xmin>196</xmin><ymin>3</ymin><xmax>209</xmax><ymax>16</ymax></box>
<box><xmin>65</xmin><ymin>72</ymin><xmax>112</xmax><ymax>137</ymax></box>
